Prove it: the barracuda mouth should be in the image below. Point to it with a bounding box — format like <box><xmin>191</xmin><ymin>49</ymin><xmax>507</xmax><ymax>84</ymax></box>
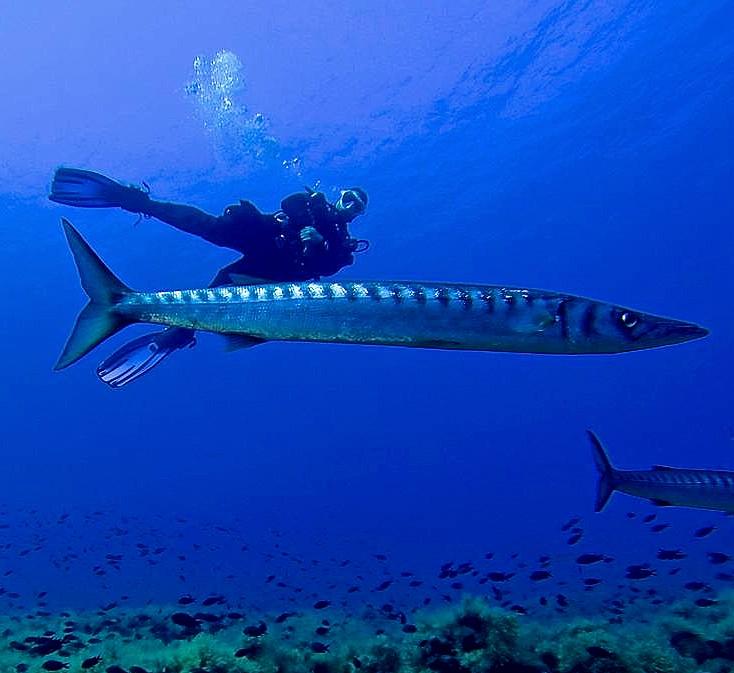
<box><xmin>643</xmin><ymin>319</ymin><xmax>709</xmax><ymax>347</ymax></box>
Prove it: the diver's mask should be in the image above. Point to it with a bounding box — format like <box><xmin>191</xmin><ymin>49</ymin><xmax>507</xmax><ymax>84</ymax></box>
<box><xmin>335</xmin><ymin>188</ymin><xmax>367</xmax><ymax>219</ymax></box>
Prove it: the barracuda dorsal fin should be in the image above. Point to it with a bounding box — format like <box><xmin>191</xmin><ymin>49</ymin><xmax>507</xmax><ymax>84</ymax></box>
<box><xmin>650</xmin><ymin>499</ymin><xmax>673</xmax><ymax>507</ymax></box>
<box><xmin>652</xmin><ymin>465</ymin><xmax>677</xmax><ymax>471</ymax></box>
<box><xmin>222</xmin><ymin>334</ymin><xmax>267</xmax><ymax>351</ymax></box>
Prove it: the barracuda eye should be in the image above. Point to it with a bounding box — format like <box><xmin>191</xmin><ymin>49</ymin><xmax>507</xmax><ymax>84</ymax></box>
<box><xmin>620</xmin><ymin>311</ymin><xmax>638</xmax><ymax>329</ymax></box>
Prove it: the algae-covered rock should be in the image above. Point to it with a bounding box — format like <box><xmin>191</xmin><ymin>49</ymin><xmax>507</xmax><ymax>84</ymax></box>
<box><xmin>413</xmin><ymin>596</ymin><xmax>521</xmax><ymax>673</ymax></box>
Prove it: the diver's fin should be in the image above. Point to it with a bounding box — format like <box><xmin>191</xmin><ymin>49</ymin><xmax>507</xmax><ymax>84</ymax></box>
<box><xmin>49</xmin><ymin>168</ymin><xmax>132</xmax><ymax>208</ymax></box>
<box><xmin>97</xmin><ymin>329</ymin><xmax>195</xmax><ymax>388</ymax></box>
<box><xmin>222</xmin><ymin>334</ymin><xmax>267</xmax><ymax>351</ymax></box>
<box><xmin>588</xmin><ymin>430</ymin><xmax>617</xmax><ymax>513</ymax></box>
<box><xmin>55</xmin><ymin>219</ymin><xmax>134</xmax><ymax>370</ymax></box>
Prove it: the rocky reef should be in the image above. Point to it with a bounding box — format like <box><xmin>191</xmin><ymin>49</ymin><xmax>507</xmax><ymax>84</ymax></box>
<box><xmin>4</xmin><ymin>592</ymin><xmax>734</xmax><ymax>673</ymax></box>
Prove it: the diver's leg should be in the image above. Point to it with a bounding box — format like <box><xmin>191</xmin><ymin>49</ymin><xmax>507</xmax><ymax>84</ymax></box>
<box><xmin>49</xmin><ymin>167</ymin><xmax>236</xmax><ymax>249</ymax></box>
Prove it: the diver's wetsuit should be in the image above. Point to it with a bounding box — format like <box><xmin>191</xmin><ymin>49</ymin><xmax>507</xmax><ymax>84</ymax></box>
<box><xmin>136</xmin><ymin>190</ymin><xmax>358</xmax><ymax>284</ymax></box>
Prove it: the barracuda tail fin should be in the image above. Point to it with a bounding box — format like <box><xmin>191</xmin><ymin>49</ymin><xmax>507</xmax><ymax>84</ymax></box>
<box><xmin>55</xmin><ymin>219</ymin><xmax>134</xmax><ymax>370</ymax></box>
<box><xmin>588</xmin><ymin>430</ymin><xmax>617</xmax><ymax>512</ymax></box>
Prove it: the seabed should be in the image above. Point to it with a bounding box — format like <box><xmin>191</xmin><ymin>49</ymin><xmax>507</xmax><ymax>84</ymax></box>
<box><xmin>3</xmin><ymin>593</ymin><xmax>733</xmax><ymax>673</ymax></box>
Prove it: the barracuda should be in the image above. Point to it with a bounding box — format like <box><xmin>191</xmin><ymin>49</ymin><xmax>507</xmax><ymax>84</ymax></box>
<box><xmin>589</xmin><ymin>431</ymin><xmax>734</xmax><ymax>514</ymax></box>
<box><xmin>55</xmin><ymin>219</ymin><xmax>708</xmax><ymax>370</ymax></box>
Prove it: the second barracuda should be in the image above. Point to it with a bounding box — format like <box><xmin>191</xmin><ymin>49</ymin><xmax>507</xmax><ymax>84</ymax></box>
<box><xmin>55</xmin><ymin>219</ymin><xmax>708</xmax><ymax>371</ymax></box>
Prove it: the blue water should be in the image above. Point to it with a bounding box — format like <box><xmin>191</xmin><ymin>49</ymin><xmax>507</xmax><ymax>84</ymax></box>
<box><xmin>0</xmin><ymin>0</ymin><xmax>733</xmax><ymax>621</ymax></box>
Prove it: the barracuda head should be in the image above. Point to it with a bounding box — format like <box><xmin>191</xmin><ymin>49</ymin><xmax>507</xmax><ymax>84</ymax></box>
<box><xmin>595</xmin><ymin>305</ymin><xmax>709</xmax><ymax>352</ymax></box>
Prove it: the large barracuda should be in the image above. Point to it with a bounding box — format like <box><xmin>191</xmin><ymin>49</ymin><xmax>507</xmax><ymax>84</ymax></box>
<box><xmin>55</xmin><ymin>219</ymin><xmax>708</xmax><ymax>370</ymax></box>
<box><xmin>589</xmin><ymin>431</ymin><xmax>734</xmax><ymax>514</ymax></box>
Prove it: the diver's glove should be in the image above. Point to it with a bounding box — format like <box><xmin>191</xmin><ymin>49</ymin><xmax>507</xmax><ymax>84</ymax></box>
<box><xmin>49</xmin><ymin>167</ymin><xmax>152</xmax><ymax>213</ymax></box>
<box><xmin>96</xmin><ymin>328</ymin><xmax>196</xmax><ymax>389</ymax></box>
<box><xmin>300</xmin><ymin>226</ymin><xmax>325</xmax><ymax>254</ymax></box>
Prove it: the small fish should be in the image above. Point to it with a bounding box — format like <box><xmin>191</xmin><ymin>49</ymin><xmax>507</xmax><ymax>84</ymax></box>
<box><xmin>313</xmin><ymin>600</ymin><xmax>331</xmax><ymax>610</ymax></box>
<box><xmin>694</xmin><ymin>525</ymin><xmax>716</xmax><ymax>538</ymax></box>
<box><xmin>684</xmin><ymin>581</ymin><xmax>709</xmax><ymax>591</ymax></box>
<box><xmin>561</xmin><ymin>517</ymin><xmax>581</xmax><ymax>532</ymax></box>
<box><xmin>202</xmin><ymin>594</ymin><xmax>225</xmax><ymax>606</ymax></box>
<box><xmin>706</xmin><ymin>552</ymin><xmax>730</xmax><ymax>565</ymax></box>
<box><xmin>487</xmin><ymin>571</ymin><xmax>515</xmax><ymax>582</ymax></box>
<box><xmin>310</xmin><ymin>642</ymin><xmax>330</xmax><ymax>654</ymax></box>
<box><xmin>81</xmin><ymin>656</ymin><xmax>102</xmax><ymax>669</ymax></box>
<box><xmin>694</xmin><ymin>597</ymin><xmax>718</xmax><ymax>607</ymax></box>
<box><xmin>625</xmin><ymin>564</ymin><xmax>656</xmax><ymax>580</ymax></box>
<box><xmin>657</xmin><ymin>549</ymin><xmax>686</xmax><ymax>561</ymax></box>
<box><xmin>576</xmin><ymin>553</ymin><xmax>613</xmax><ymax>565</ymax></box>
<box><xmin>567</xmin><ymin>532</ymin><xmax>583</xmax><ymax>545</ymax></box>
<box><xmin>590</xmin><ymin>432</ymin><xmax>734</xmax><ymax>513</ymax></box>
<box><xmin>243</xmin><ymin>621</ymin><xmax>267</xmax><ymax>637</ymax></box>
<box><xmin>530</xmin><ymin>570</ymin><xmax>551</xmax><ymax>581</ymax></box>
<box><xmin>649</xmin><ymin>523</ymin><xmax>670</xmax><ymax>533</ymax></box>
<box><xmin>41</xmin><ymin>663</ymin><xmax>68</xmax><ymax>672</ymax></box>
<box><xmin>170</xmin><ymin>612</ymin><xmax>199</xmax><ymax>629</ymax></box>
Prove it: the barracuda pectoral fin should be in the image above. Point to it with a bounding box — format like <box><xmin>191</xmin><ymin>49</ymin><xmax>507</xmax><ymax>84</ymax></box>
<box><xmin>515</xmin><ymin>311</ymin><xmax>556</xmax><ymax>334</ymax></box>
<box><xmin>221</xmin><ymin>334</ymin><xmax>267</xmax><ymax>351</ymax></box>
<box><xmin>227</xmin><ymin>273</ymin><xmax>269</xmax><ymax>286</ymax></box>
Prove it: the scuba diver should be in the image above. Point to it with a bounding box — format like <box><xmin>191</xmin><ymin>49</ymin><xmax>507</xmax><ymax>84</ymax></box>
<box><xmin>49</xmin><ymin>168</ymin><xmax>369</xmax><ymax>388</ymax></box>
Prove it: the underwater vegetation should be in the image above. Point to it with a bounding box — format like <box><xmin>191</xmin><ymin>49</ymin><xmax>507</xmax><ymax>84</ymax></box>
<box><xmin>5</xmin><ymin>592</ymin><xmax>734</xmax><ymax>673</ymax></box>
